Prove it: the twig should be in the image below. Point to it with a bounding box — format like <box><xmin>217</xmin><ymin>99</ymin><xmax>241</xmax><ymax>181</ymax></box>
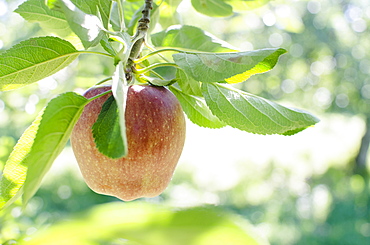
<box><xmin>125</xmin><ymin>0</ymin><xmax>153</xmax><ymax>81</ymax></box>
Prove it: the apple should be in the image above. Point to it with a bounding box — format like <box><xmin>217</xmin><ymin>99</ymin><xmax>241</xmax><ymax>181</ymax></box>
<box><xmin>70</xmin><ymin>85</ymin><xmax>186</xmax><ymax>201</ymax></box>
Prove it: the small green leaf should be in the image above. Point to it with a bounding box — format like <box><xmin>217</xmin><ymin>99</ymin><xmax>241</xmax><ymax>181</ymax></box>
<box><xmin>23</xmin><ymin>202</ymin><xmax>269</xmax><ymax>245</ymax></box>
<box><xmin>100</xmin><ymin>35</ymin><xmax>118</xmax><ymax>57</ymax></box>
<box><xmin>15</xmin><ymin>0</ymin><xmax>72</xmax><ymax>36</ymax></box>
<box><xmin>170</xmin><ymin>86</ymin><xmax>226</xmax><ymax>129</ymax></box>
<box><xmin>0</xmin><ymin>92</ymin><xmax>88</xmax><ymax>209</ymax></box>
<box><xmin>57</xmin><ymin>0</ymin><xmax>105</xmax><ymax>49</ymax></box>
<box><xmin>173</xmin><ymin>48</ymin><xmax>287</xmax><ymax>84</ymax></box>
<box><xmin>202</xmin><ymin>83</ymin><xmax>320</xmax><ymax>135</ymax></box>
<box><xmin>0</xmin><ymin>36</ymin><xmax>80</xmax><ymax>91</ymax></box>
<box><xmin>176</xmin><ymin>69</ymin><xmax>202</xmax><ymax>97</ymax></box>
<box><xmin>151</xmin><ymin>25</ymin><xmax>236</xmax><ymax>52</ymax></box>
<box><xmin>191</xmin><ymin>0</ymin><xmax>233</xmax><ymax>17</ymax></box>
<box><xmin>92</xmin><ymin>95</ymin><xmax>125</xmax><ymax>159</ymax></box>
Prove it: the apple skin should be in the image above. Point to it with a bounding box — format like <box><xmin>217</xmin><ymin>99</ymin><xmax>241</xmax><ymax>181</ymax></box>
<box><xmin>70</xmin><ymin>85</ymin><xmax>186</xmax><ymax>201</ymax></box>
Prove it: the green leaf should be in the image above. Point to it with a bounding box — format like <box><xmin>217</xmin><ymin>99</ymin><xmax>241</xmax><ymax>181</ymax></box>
<box><xmin>0</xmin><ymin>36</ymin><xmax>80</xmax><ymax>91</ymax></box>
<box><xmin>47</xmin><ymin>0</ymin><xmax>112</xmax><ymax>28</ymax></box>
<box><xmin>71</xmin><ymin>0</ymin><xmax>112</xmax><ymax>29</ymax></box>
<box><xmin>92</xmin><ymin>95</ymin><xmax>125</xmax><ymax>159</ymax></box>
<box><xmin>15</xmin><ymin>0</ymin><xmax>72</xmax><ymax>37</ymax></box>
<box><xmin>23</xmin><ymin>202</ymin><xmax>269</xmax><ymax>245</ymax></box>
<box><xmin>173</xmin><ymin>48</ymin><xmax>287</xmax><ymax>84</ymax></box>
<box><xmin>111</xmin><ymin>62</ymin><xmax>129</xmax><ymax>157</ymax></box>
<box><xmin>0</xmin><ymin>92</ymin><xmax>88</xmax><ymax>209</ymax></box>
<box><xmin>151</xmin><ymin>25</ymin><xmax>236</xmax><ymax>52</ymax></box>
<box><xmin>99</xmin><ymin>35</ymin><xmax>118</xmax><ymax>57</ymax></box>
<box><xmin>0</xmin><ymin>113</ymin><xmax>41</xmax><ymax>209</ymax></box>
<box><xmin>108</xmin><ymin>2</ymin><xmax>121</xmax><ymax>31</ymax></box>
<box><xmin>176</xmin><ymin>69</ymin><xmax>202</xmax><ymax>97</ymax></box>
<box><xmin>202</xmin><ymin>83</ymin><xmax>320</xmax><ymax>135</ymax></box>
<box><xmin>57</xmin><ymin>0</ymin><xmax>105</xmax><ymax>49</ymax></box>
<box><xmin>191</xmin><ymin>0</ymin><xmax>233</xmax><ymax>17</ymax></box>
<box><xmin>170</xmin><ymin>86</ymin><xmax>226</xmax><ymax>129</ymax></box>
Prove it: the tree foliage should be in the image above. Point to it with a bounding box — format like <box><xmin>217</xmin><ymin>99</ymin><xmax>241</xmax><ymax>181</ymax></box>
<box><xmin>0</xmin><ymin>0</ymin><xmax>319</xmax><ymax>210</ymax></box>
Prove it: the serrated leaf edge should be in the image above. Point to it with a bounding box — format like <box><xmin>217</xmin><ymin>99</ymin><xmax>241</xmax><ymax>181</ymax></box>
<box><xmin>203</xmin><ymin>83</ymin><xmax>319</xmax><ymax>135</ymax></box>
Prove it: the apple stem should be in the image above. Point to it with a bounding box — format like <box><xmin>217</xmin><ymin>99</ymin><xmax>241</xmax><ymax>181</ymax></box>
<box><xmin>125</xmin><ymin>0</ymin><xmax>153</xmax><ymax>81</ymax></box>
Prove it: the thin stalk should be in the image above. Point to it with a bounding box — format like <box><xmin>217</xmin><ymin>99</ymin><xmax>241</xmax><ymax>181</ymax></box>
<box><xmin>134</xmin><ymin>62</ymin><xmax>179</xmax><ymax>74</ymax></box>
<box><xmin>134</xmin><ymin>48</ymin><xmax>184</xmax><ymax>63</ymax></box>
<box><xmin>145</xmin><ymin>43</ymin><xmax>172</xmax><ymax>63</ymax></box>
<box><xmin>80</xmin><ymin>51</ymin><xmax>115</xmax><ymax>58</ymax></box>
<box><xmin>87</xmin><ymin>90</ymin><xmax>112</xmax><ymax>103</ymax></box>
<box><xmin>95</xmin><ymin>77</ymin><xmax>112</xmax><ymax>86</ymax></box>
<box><xmin>135</xmin><ymin>63</ymin><xmax>165</xmax><ymax>80</ymax></box>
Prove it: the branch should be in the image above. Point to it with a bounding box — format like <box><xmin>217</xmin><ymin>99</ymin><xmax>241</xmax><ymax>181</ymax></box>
<box><xmin>125</xmin><ymin>0</ymin><xmax>153</xmax><ymax>81</ymax></box>
<box><xmin>136</xmin><ymin>0</ymin><xmax>152</xmax><ymax>35</ymax></box>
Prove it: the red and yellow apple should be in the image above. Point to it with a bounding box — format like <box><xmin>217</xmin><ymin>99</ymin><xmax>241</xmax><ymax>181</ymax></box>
<box><xmin>70</xmin><ymin>85</ymin><xmax>186</xmax><ymax>201</ymax></box>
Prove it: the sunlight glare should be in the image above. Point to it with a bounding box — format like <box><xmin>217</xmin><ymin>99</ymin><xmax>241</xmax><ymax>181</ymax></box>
<box><xmin>0</xmin><ymin>0</ymin><xmax>8</xmax><ymax>17</ymax></box>
<box><xmin>262</xmin><ymin>11</ymin><xmax>276</xmax><ymax>26</ymax></box>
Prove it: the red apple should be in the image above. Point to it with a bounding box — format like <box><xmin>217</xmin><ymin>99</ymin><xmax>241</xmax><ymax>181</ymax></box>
<box><xmin>70</xmin><ymin>85</ymin><xmax>186</xmax><ymax>201</ymax></box>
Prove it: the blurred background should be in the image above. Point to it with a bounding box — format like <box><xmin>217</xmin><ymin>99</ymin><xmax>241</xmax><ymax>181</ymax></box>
<box><xmin>1</xmin><ymin>0</ymin><xmax>370</xmax><ymax>244</ymax></box>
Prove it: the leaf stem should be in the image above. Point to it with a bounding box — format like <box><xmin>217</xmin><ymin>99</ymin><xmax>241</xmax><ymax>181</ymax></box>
<box><xmin>135</xmin><ymin>63</ymin><xmax>165</xmax><ymax>80</ymax></box>
<box><xmin>134</xmin><ymin>48</ymin><xmax>184</xmax><ymax>63</ymax></box>
<box><xmin>95</xmin><ymin>77</ymin><xmax>112</xmax><ymax>86</ymax></box>
<box><xmin>134</xmin><ymin>63</ymin><xmax>179</xmax><ymax>74</ymax></box>
<box><xmin>80</xmin><ymin>51</ymin><xmax>115</xmax><ymax>58</ymax></box>
<box><xmin>144</xmin><ymin>43</ymin><xmax>172</xmax><ymax>63</ymax></box>
<box><xmin>87</xmin><ymin>90</ymin><xmax>112</xmax><ymax>103</ymax></box>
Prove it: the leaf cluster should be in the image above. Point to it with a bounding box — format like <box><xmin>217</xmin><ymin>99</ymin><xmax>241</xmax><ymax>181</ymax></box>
<box><xmin>0</xmin><ymin>0</ymin><xmax>319</xmax><ymax>210</ymax></box>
